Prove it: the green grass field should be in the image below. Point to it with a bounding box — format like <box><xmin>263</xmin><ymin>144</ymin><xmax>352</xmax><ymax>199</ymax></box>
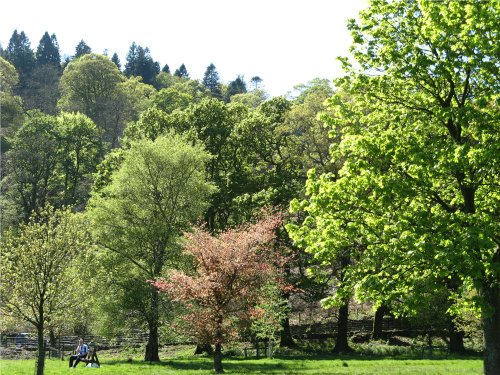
<box><xmin>0</xmin><ymin>356</ymin><xmax>483</xmax><ymax>375</ymax></box>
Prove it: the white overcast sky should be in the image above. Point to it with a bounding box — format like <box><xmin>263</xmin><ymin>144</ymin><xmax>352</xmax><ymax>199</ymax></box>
<box><xmin>0</xmin><ymin>0</ymin><xmax>367</xmax><ymax>97</ymax></box>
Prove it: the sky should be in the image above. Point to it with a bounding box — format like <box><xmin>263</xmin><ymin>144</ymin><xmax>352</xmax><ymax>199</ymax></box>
<box><xmin>0</xmin><ymin>0</ymin><xmax>368</xmax><ymax>97</ymax></box>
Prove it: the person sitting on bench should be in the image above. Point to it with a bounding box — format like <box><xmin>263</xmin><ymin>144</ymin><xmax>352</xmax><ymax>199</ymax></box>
<box><xmin>69</xmin><ymin>338</ymin><xmax>88</xmax><ymax>368</ymax></box>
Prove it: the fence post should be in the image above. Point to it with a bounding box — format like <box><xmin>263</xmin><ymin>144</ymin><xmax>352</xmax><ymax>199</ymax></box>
<box><xmin>58</xmin><ymin>335</ymin><xmax>62</xmax><ymax>360</ymax></box>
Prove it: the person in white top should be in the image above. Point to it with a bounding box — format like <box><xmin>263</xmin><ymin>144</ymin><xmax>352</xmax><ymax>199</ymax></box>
<box><xmin>69</xmin><ymin>338</ymin><xmax>88</xmax><ymax>368</ymax></box>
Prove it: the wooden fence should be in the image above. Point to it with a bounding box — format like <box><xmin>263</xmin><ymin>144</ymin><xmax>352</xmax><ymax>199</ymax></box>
<box><xmin>0</xmin><ymin>317</ymin><xmax>429</xmax><ymax>354</ymax></box>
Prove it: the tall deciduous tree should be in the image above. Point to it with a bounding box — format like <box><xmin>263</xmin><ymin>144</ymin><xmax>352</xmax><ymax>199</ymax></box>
<box><xmin>0</xmin><ymin>57</ymin><xmax>24</xmax><ymax>132</ymax></box>
<box><xmin>237</xmin><ymin>91</ymin><xmax>338</xmax><ymax>348</ymax></box>
<box><xmin>88</xmin><ymin>134</ymin><xmax>215</xmax><ymax>362</ymax></box>
<box><xmin>126</xmin><ymin>98</ymin><xmax>252</xmax><ymax>232</ymax></box>
<box><xmin>1</xmin><ymin>112</ymin><xmax>101</xmax><ymax>227</ymax></box>
<box><xmin>3</xmin><ymin>112</ymin><xmax>60</xmax><ymax>224</ymax></box>
<box><xmin>58</xmin><ymin>53</ymin><xmax>125</xmax><ymax>148</ymax></box>
<box><xmin>23</xmin><ymin>64</ymin><xmax>61</xmax><ymax>114</ymax></box>
<box><xmin>57</xmin><ymin>113</ymin><xmax>102</xmax><ymax>208</ymax></box>
<box><xmin>152</xmin><ymin>214</ymin><xmax>282</xmax><ymax>373</ymax></box>
<box><xmin>0</xmin><ymin>207</ymin><xmax>92</xmax><ymax>375</ymax></box>
<box><xmin>288</xmin><ymin>0</ymin><xmax>499</xmax><ymax>372</ymax></box>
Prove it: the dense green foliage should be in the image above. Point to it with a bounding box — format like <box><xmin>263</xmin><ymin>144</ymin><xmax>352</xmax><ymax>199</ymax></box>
<box><xmin>87</xmin><ymin>134</ymin><xmax>215</xmax><ymax>361</ymax></box>
<box><xmin>0</xmin><ymin>1</ymin><xmax>496</xmax><ymax>371</ymax></box>
<box><xmin>0</xmin><ymin>207</ymin><xmax>93</xmax><ymax>375</ymax></box>
<box><xmin>288</xmin><ymin>0</ymin><xmax>499</xmax><ymax>372</ymax></box>
<box><xmin>0</xmin><ymin>57</ymin><xmax>24</xmax><ymax>132</ymax></box>
<box><xmin>1</xmin><ymin>111</ymin><xmax>101</xmax><ymax>226</ymax></box>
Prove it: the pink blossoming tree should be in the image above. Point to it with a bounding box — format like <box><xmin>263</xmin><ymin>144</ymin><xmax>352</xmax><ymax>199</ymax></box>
<box><xmin>152</xmin><ymin>214</ymin><xmax>282</xmax><ymax>373</ymax></box>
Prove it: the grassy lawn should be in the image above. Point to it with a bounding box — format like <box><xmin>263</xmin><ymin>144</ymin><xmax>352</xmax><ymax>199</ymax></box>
<box><xmin>0</xmin><ymin>356</ymin><xmax>483</xmax><ymax>375</ymax></box>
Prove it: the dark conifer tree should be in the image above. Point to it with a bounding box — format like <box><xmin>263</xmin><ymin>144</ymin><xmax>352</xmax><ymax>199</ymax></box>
<box><xmin>4</xmin><ymin>30</ymin><xmax>36</xmax><ymax>82</ymax></box>
<box><xmin>161</xmin><ymin>64</ymin><xmax>170</xmax><ymax>74</ymax></box>
<box><xmin>250</xmin><ymin>76</ymin><xmax>263</xmax><ymax>90</ymax></box>
<box><xmin>225</xmin><ymin>75</ymin><xmax>247</xmax><ymax>102</ymax></box>
<box><xmin>36</xmin><ymin>32</ymin><xmax>61</xmax><ymax>68</ymax></box>
<box><xmin>61</xmin><ymin>56</ymin><xmax>71</xmax><ymax>70</ymax></box>
<box><xmin>202</xmin><ymin>63</ymin><xmax>222</xmax><ymax>100</ymax></box>
<box><xmin>174</xmin><ymin>63</ymin><xmax>189</xmax><ymax>78</ymax></box>
<box><xmin>111</xmin><ymin>52</ymin><xmax>121</xmax><ymax>70</ymax></box>
<box><xmin>74</xmin><ymin>40</ymin><xmax>92</xmax><ymax>58</ymax></box>
<box><xmin>124</xmin><ymin>42</ymin><xmax>160</xmax><ymax>85</ymax></box>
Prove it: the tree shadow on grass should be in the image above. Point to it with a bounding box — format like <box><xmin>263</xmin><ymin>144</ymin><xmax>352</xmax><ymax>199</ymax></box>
<box><xmin>170</xmin><ymin>360</ymin><xmax>290</xmax><ymax>372</ymax></box>
<box><xmin>101</xmin><ymin>353</ymin><xmax>481</xmax><ymax>375</ymax></box>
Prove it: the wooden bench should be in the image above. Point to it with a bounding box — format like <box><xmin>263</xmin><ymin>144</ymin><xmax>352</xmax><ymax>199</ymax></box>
<box><xmin>80</xmin><ymin>343</ymin><xmax>100</xmax><ymax>367</ymax></box>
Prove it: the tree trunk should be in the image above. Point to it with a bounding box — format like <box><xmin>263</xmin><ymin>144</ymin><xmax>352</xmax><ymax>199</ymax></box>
<box><xmin>279</xmin><ymin>316</ymin><xmax>296</xmax><ymax>348</ymax></box>
<box><xmin>482</xmin><ymin>280</ymin><xmax>500</xmax><ymax>375</ymax></box>
<box><xmin>213</xmin><ymin>343</ymin><xmax>224</xmax><ymax>374</ymax></box>
<box><xmin>448</xmin><ymin>320</ymin><xmax>465</xmax><ymax>354</ymax></box>
<box><xmin>145</xmin><ymin>323</ymin><xmax>160</xmax><ymax>362</ymax></box>
<box><xmin>36</xmin><ymin>324</ymin><xmax>45</xmax><ymax>375</ymax></box>
<box><xmin>372</xmin><ymin>304</ymin><xmax>388</xmax><ymax>340</ymax></box>
<box><xmin>443</xmin><ymin>276</ymin><xmax>465</xmax><ymax>354</ymax></box>
<box><xmin>144</xmin><ymin>288</ymin><xmax>160</xmax><ymax>362</ymax></box>
<box><xmin>49</xmin><ymin>329</ymin><xmax>57</xmax><ymax>348</ymax></box>
<box><xmin>333</xmin><ymin>301</ymin><xmax>351</xmax><ymax>353</ymax></box>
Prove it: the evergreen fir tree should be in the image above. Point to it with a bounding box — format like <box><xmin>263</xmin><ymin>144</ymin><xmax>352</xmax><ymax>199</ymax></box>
<box><xmin>111</xmin><ymin>52</ymin><xmax>121</xmax><ymax>70</ymax></box>
<box><xmin>202</xmin><ymin>63</ymin><xmax>222</xmax><ymax>100</ymax></box>
<box><xmin>161</xmin><ymin>64</ymin><xmax>170</xmax><ymax>74</ymax></box>
<box><xmin>174</xmin><ymin>63</ymin><xmax>189</xmax><ymax>78</ymax></box>
<box><xmin>36</xmin><ymin>32</ymin><xmax>61</xmax><ymax>67</ymax></box>
<box><xmin>4</xmin><ymin>30</ymin><xmax>36</xmax><ymax>80</ymax></box>
<box><xmin>74</xmin><ymin>40</ymin><xmax>92</xmax><ymax>58</ymax></box>
<box><xmin>124</xmin><ymin>42</ymin><xmax>160</xmax><ymax>85</ymax></box>
<box><xmin>225</xmin><ymin>75</ymin><xmax>247</xmax><ymax>102</ymax></box>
